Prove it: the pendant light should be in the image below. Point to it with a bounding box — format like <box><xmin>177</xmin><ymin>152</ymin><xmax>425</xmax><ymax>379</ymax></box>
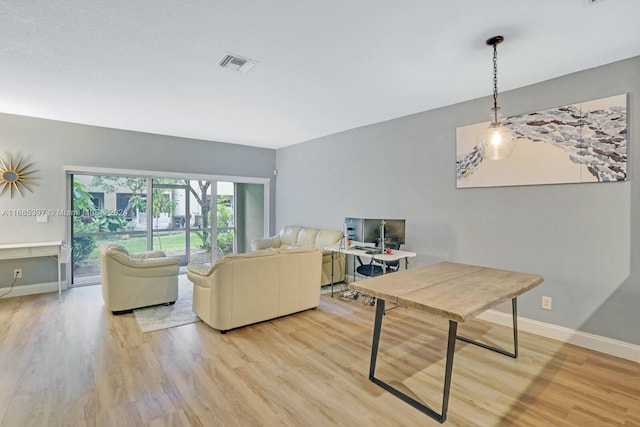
<box><xmin>478</xmin><ymin>35</ymin><xmax>516</xmax><ymax>160</ymax></box>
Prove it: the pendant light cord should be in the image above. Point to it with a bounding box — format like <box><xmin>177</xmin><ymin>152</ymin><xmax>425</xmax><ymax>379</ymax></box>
<box><xmin>491</xmin><ymin>41</ymin><xmax>499</xmax><ymax>123</ymax></box>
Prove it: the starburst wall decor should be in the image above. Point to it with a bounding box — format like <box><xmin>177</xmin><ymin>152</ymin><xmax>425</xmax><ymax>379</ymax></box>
<box><xmin>0</xmin><ymin>155</ymin><xmax>39</xmax><ymax>198</ymax></box>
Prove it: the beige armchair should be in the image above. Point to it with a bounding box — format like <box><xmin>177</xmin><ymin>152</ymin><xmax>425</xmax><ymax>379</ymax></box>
<box><xmin>99</xmin><ymin>244</ymin><xmax>180</xmax><ymax>314</ymax></box>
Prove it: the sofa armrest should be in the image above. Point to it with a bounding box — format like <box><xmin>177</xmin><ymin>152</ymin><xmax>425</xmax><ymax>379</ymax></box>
<box><xmin>251</xmin><ymin>235</ymin><xmax>281</xmax><ymax>251</ymax></box>
<box><xmin>315</xmin><ymin>229</ymin><xmax>343</xmax><ymax>250</ymax></box>
<box><xmin>187</xmin><ymin>262</ymin><xmax>215</xmax><ymax>277</ymax></box>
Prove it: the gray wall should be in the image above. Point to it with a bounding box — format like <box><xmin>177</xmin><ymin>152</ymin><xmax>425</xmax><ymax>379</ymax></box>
<box><xmin>275</xmin><ymin>56</ymin><xmax>640</xmax><ymax>345</ymax></box>
<box><xmin>0</xmin><ymin>114</ymin><xmax>276</xmax><ymax>286</ymax></box>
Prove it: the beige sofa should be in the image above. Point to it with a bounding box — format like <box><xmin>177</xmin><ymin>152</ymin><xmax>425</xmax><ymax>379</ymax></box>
<box><xmin>187</xmin><ymin>247</ymin><xmax>322</xmax><ymax>332</ymax></box>
<box><xmin>99</xmin><ymin>244</ymin><xmax>180</xmax><ymax>313</ymax></box>
<box><xmin>251</xmin><ymin>226</ymin><xmax>345</xmax><ymax>286</ymax></box>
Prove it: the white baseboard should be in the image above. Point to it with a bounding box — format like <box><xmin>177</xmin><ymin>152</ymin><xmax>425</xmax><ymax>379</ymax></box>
<box><xmin>476</xmin><ymin>309</ymin><xmax>640</xmax><ymax>363</ymax></box>
<box><xmin>0</xmin><ymin>281</ymin><xmax>62</xmax><ymax>298</ymax></box>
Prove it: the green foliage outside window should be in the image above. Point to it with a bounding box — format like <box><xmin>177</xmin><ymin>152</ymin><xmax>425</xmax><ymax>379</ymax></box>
<box><xmin>72</xmin><ymin>221</ymin><xmax>98</xmax><ymax>269</ymax></box>
<box><xmin>91</xmin><ymin>211</ymin><xmax>130</xmax><ymax>232</ymax></box>
<box><xmin>216</xmin><ymin>196</ymin><xmax>234</xmax><ymax>254</ymax></box>
<box><xmin>72</xmin><ymin>178</ymin><xmax>98</xmax><ymax>268</ymax></box>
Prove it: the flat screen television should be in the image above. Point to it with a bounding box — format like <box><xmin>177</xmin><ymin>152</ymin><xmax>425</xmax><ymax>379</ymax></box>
<box><xmin>345</xmin><ymin>217</ymin><xmax>405</xmax><ymax>245</ymax></box>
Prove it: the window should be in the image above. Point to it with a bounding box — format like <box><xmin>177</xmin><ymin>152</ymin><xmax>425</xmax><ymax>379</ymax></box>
<box><xmin>116</xmin><ymin>192</ymin><xmax>135</xmax><ymax>218</ymax></box>
<box><xmin>89</xmin><ymin>192</ymin><xmax>104</xmax><ymax>210</ymax></box>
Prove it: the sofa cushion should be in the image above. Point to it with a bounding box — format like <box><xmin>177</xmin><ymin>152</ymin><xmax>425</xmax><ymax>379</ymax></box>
<box><xmin>251</xmin><ymin>235</ymin><xmax>281</xmax><ymax>251</ymax></box>
<box><xmin>297</xmin><ymin>228</ymin><xmax>319</xmax><ymax>247</ymax></box>
<box><xmin>280</xmin><ymin>226</ymin><xmax>301</xmax><ymax>246</ymax></box>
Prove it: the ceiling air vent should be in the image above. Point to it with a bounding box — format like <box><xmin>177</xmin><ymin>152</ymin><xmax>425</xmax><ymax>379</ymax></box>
<box><xmin>218</xmin><ymin>53</ymin><xmax>257</xmax><ymax>73</ymax></box>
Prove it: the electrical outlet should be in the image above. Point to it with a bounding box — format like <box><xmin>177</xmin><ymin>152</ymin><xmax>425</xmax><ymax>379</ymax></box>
<box><xmin>14</xmin><ymin>269</ymin><xmax>22</xmax><ymax>279</ymax></box>
<box><xmin>541</xmin><ymin>296</ymin><xmax>552</xmax><ymax>310</ymax></box>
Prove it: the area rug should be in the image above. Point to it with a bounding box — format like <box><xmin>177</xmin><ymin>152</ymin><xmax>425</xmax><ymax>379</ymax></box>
<box><xmin>134</xmin><ymin>277</ymin><xmax>200</xmax><ymax>333</ymax></box>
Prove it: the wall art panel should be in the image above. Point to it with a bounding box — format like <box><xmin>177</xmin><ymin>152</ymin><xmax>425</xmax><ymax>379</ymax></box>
<box><xmin>456</xmin><ymin>94</ymin><xmax>627</xmax><ymax>188</ymax></box>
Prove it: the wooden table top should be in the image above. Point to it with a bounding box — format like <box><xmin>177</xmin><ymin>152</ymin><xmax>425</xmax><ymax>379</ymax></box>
<box><xmin>348</xmin><ymin>261</ymin><xmax>544</xmax><ymax>323</ymax></box>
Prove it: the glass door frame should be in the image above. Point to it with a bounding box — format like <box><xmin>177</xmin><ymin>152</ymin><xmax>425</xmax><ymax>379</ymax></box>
<box><xmin>150</xmin><ymin>180</ymin><xmax>192</xmax><ymax>265</ymax></box>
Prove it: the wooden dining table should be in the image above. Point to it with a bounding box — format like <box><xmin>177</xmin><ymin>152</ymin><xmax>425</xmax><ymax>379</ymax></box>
<box><xmin>348</xmin><ymin>261</ymin><xmax>544</xmax><ymax>423</ymax></box>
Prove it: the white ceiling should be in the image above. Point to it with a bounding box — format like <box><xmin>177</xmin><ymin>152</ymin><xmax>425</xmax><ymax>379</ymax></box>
<box><xmin>1</xmin><ymin>0</ymin><xmax>639</xmax><ymax>149</ymax></box>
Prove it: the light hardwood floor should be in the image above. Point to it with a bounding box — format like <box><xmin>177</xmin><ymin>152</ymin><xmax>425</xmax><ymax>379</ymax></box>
<box><xmin>0</xmin><ymin>280</ymin><xmax>638</xmax><ymax>427</ymax></box>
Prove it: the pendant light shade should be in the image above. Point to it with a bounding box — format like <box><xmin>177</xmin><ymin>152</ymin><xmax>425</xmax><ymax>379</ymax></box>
<box><xmin>479</xmin><ymin>111</ymin><xmax>516</xmax><ymax>160</ymax></box>
<box><xmin>479</xmin><ymin>35</ymin><xmax>515</xmax><ymax>160</ymax></box>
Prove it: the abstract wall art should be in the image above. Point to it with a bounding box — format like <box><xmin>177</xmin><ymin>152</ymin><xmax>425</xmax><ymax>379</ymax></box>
<box><xmin>456</xmin><ymin>94</ymin><xmax>627</xmax><ymax>188</ymax></box>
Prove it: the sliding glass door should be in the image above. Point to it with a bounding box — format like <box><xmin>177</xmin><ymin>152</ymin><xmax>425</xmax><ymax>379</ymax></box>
<box><xmin>150</xmin><ymin>180</ymin><xmax>190</xmax><ymax>265</ymax></box>
<box><xmin>71</xmin><ymin>174</ymin><xmax>150</xmax><ymax>285</ymax></box>
<box><xmin>70</xmin><ymin>172</ymin><xmax>268</xmax><ymax>286</ymax></box>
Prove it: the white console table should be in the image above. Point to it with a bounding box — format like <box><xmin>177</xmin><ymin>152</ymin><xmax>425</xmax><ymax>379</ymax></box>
<box><xmin>324</xmin><ymin>242</ymin><xmax>417</xmax><ymax>297</ymax></box>
<box><xmin>0</xmin><ymin>241</ymin><xmax>71</xmax><ymax>297</ymax></box>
